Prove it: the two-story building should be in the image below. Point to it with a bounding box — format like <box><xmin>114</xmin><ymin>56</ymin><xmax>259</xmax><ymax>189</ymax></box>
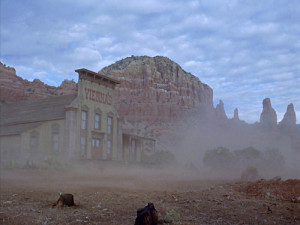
<box><xmin>0</xmin><ymin>69</ymin><xmax>155</xmax><ymax>164</ymax></box>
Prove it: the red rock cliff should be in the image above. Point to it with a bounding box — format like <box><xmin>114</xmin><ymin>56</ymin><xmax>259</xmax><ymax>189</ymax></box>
<box><xmin>100</xmin><ymin>56</ymin><xmax>213</xmax><ymax>123</ymax></box>
<box><xmin>0</xmin><ymin>62</ymin><xmax>77</xmax><ymax>104</ymax></box>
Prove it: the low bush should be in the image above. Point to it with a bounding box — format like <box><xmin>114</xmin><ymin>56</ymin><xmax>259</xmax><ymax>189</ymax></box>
<box><xmin>1</xmin><ymin>160</ymin><xmax>22</xmax><ymax>169</ymax></box>
<box><xmin>164</xmin><ymin>209</ymin><xmax>181</xmax><ymax>222</ymax></box>
<box><xmin>142</xmin><ymin>150</ymin><xmax>176</xmax><ymax>165</ymax></box>
<box><xmin>203</xmin><ymin>146</ymin><xmax>285</xmax><ymax>176</ymax></box>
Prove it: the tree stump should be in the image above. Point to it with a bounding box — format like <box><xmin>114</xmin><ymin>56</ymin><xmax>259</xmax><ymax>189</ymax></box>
<box><xmin>134</xmin><ymin>202</ymin><xmax>158</xmax><ymax>225</ymax></box>
<box><xmin>54</xmin><ymin>193</ymin><xmax>75</xmax><ymax>207</ymax></box>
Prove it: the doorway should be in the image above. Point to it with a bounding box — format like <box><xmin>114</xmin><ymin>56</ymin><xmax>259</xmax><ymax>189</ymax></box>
<box><xmin>92</xmin><ymin>138</ymin><xmax>102</xmax><ymax>160</ymax></box>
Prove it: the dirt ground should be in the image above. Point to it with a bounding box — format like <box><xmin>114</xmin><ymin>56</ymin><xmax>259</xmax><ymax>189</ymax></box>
<box><xmin>1</xmin><ymin>165</ymin><xmax>299</xmax><ymax>225</ymax></box>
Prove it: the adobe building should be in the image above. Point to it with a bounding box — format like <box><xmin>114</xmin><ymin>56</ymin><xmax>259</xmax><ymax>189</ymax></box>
<box><xmin>0</xmin><ymin>69</ymin><xmax>155</xmax><ymax>165</ymax></box>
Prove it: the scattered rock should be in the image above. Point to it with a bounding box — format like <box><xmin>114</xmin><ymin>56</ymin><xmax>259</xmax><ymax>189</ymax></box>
<box><xmin>267</xmin><ymin>206</ymin><xmax>272</xmax><ymax>213</ymax></box>
<box><xmin>236</xmin><ymin>179</ymin><xmax>300</xmax><ymax>201</ymax></box>
<box><xmin>291</xmin><ymin>197</ymin><xmax>300</xmax><ymax>203</ymax></box>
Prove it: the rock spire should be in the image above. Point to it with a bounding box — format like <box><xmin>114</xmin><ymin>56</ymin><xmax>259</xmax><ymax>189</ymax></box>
<box><xmin>260</xmin><ymin>98</ymin><xmax>277</xmax><ymax>129</ymax></box>
<box><xmin>233</xmin><ymin>108</ymin><xmax>239</xmax><ymax>120</ymax></box>
<box><xmin>215</xmin><ymin>100</ymin><xmax>228</xmax><ymax>121</ymax></box>
<box><xmin>279</xmin><ymin>103</ymin><xmax>297</xmax><ymax>133</ymax></box>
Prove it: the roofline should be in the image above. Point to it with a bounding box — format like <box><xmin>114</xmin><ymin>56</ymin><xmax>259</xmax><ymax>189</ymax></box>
<box><xmin>0</xmin><ymin>93</ymin><xmax>77</xmax><ymax>106</ymax></box>
<box><xmin>75</xmin><ymin>68</ymin><xmax>120</xmax><ymax>84</ymax></box>
<box><xmin>1</xmin><ymin>118</ymin><xmax>63</xmax><ymax>127</ymax></box>
<box><xmin>0</xmin><ymin>134</ymin><xmax>22</xmax><ymax>137</ymax></box>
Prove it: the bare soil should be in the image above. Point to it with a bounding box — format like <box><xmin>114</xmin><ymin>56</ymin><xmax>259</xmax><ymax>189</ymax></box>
<box><xmin>1</xmin><ymin>165</ymin><xmax>299</xmax><ymax>225</ymax></box>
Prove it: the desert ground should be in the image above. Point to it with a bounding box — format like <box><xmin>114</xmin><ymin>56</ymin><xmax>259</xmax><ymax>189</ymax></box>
<box><xmin>1</xmin><ymin>163</ymin><xmax>299</xmax><ymax>225</ymax></box>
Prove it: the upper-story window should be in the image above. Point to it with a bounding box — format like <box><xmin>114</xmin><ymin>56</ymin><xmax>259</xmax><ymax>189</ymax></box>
<box><xmin>30</xmin><ymin>131</ymin><xmax>39</xmax><ymax>153</ymax></box>
<box><xmin>81</xmin><ymin>111</ymin><xmax>87</xmax><ymax>130</ymax></box>
<box><xmin>95</xmin><ymin>113</ymin><xmax>100</xmax><ymax>129</ymax></box>
<box><xmin>51</xmin><ymin>123</ymin><xmax>60</xmax><ymax>152</ymax></box>
<box><xmin>52</xmin><ymin>134</ymin><xmax>59</xmax><ymax>152</ymax></box>
<box><xmin>95</xmin><ymin>113</ymin><xmax>101</xmax><ymax>130</ymax></box>
<box><xmin>94</xmin><ymin>108</ymin><xmax>102</xmax><ymax>130</ymax></box>
<box><xmin>107</xmin><ymin>116</ymin><xmax>112</xmax><ymax>135</ymax></box>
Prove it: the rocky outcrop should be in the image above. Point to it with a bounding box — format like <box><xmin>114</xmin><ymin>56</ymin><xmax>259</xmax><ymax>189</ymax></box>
<box><xmin>260</xmin><ymin>98</ymin><xmax>277</xmax><ymax>130</ymax></box>
<box><xmin>0</xmin><ymin>62</ymin><xmax>77</xmax><ymax>104</ymax></box>
<box><xmin>100</xmin><ymin>56</ymin><xmax>213</xmax><ymax>122</ymax></box>
<box><xmin>57</xmin><ymin>80</ymin><xmax>78</xmax><ymax>95</ymax></box>
<box><xmin>0</xmin><ymin>63</ymin><xmax>25</xmax><ymax>104</ymax></box>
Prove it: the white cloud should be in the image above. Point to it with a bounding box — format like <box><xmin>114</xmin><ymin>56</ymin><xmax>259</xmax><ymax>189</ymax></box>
<box><xmin>105</xmin><ymin>0</ymin><xmax>168</xmax><ymax>14</ymax></box>
<box><xmin>240</xmin><ymin>22</ymin><xmax>279</xmax><ymax>36</ymax></box>
<box><xmin>73</xmin><ymin>47</ymin><xmax>102</xmax><ymax>63</ymax></box>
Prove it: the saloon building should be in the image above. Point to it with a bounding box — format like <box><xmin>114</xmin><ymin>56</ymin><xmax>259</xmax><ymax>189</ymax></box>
<box><xmin>0</xmin><ymin>69</ymin><xmax>155</xmax><ymax>164</ymax></box>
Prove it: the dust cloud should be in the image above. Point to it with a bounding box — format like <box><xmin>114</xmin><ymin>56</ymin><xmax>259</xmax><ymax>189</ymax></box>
<box><xmin>162</xmin><ymin>112</ymin><xmax>300</xmax><ymax>180</ymax></box>
<box><xmin>1</xmin><ymin>116</ymin><xmax>300</xmax><ymax>224</ymax></box>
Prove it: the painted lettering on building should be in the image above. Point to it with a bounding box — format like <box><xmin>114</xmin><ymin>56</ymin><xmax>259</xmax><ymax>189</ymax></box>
<box><xmin>84</xmin><ymin>88</ymin><xmax>112</xmax><ymax>105</ymax></box>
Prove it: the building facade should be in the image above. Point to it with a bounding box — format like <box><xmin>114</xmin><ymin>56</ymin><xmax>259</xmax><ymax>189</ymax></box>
<box><xmin>0</xmin><ymin>69</ymin><xmax>155</xmax><ymax>165</ymax></box>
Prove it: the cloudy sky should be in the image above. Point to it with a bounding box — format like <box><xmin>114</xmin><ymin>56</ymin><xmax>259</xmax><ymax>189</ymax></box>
<box><xmin>1</xmin><ymin>0</ymin><xmax>300</xmax><ymax>123</ymax></box>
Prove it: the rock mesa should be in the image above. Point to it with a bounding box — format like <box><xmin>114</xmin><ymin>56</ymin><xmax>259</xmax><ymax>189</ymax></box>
<box><xmin>99</xmin><ymin>56</ymin><xmax>213</xmax><ymax>123</ymax></box>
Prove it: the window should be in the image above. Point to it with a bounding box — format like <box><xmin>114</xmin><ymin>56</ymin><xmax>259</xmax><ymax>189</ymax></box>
<box><xmin>81</xmin><ymin>111</ymin><xmax>87</xmax><ymax>130</ymax></box>
<box><xmin>92</xmin><ymin>139</ymin><xmax>101</xmax><ymax>148</ymax></box>
<box><xmin>107</xmin><ymin>116</ymin><xmax>112</xmax><ymax>134</ymax></box>
<box><xmin>30</xmin><ymin>131</ymin><xmax>39</xmax><ymax>153</ymax></box>
<box><xmin>95</xmin><ymin>113</ymin><xmax>101</xmax><ymax>130</ymax></box>
<box><xmin>131</xmin><ymin>139</ymin><xmax>136</xmax><ymax>161</ymax></box>
<box><xmin>80</xmin><ymin>136</ymin><xmax>86</xmax><ymax>158</ymax></box>
<box><xmin>51</xmin><ymin>123</ymin><xmax>59</xmax><ymax>152</ymax></box>
<box><xmin>96</xmin><ymin>139</ymin><xmax>100</xmax><ymax>147</ymax></box>
<box><xmin>92</xmin><ymin>138</ymin><xmax>102</xmax><ymax>160</ymax></box>
<box><xmin>131</xmin><ymin>139</ymin><xmax>136</xmax><ymax>154</ymax></box>
<box><xmin>107</xmin><ymin>140</ymin><xmax>112</xmax><ymax>159</ymax></box>
<box><xmin>52</xmin><ymin>133</ymin><xmax>59</xmax><ymax>152</ymax></box>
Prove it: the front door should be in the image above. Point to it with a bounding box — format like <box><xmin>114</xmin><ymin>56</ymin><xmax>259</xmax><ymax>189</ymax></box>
<box><xmin>92</xmin><ymin>138</ymin><xmax>102</xmax><ymax>160</ymax></box>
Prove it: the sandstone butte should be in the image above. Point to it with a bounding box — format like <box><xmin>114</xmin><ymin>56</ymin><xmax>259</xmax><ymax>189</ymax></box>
<box><xmin>99</xmin><ymin>56</ymin><xmax>213</xmax><ymax>123</ymax></box>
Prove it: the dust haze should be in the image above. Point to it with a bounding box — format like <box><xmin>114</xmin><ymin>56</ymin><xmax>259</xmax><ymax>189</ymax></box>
<box><xmin>163</xmin><ymin>109</ymin><xmax>300</xmax><ymax>180</ymax></box>
<box><xmin>1</xmin><ymin>103</ymin><xmax>300</xmax><ymax>224</ymax></box>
